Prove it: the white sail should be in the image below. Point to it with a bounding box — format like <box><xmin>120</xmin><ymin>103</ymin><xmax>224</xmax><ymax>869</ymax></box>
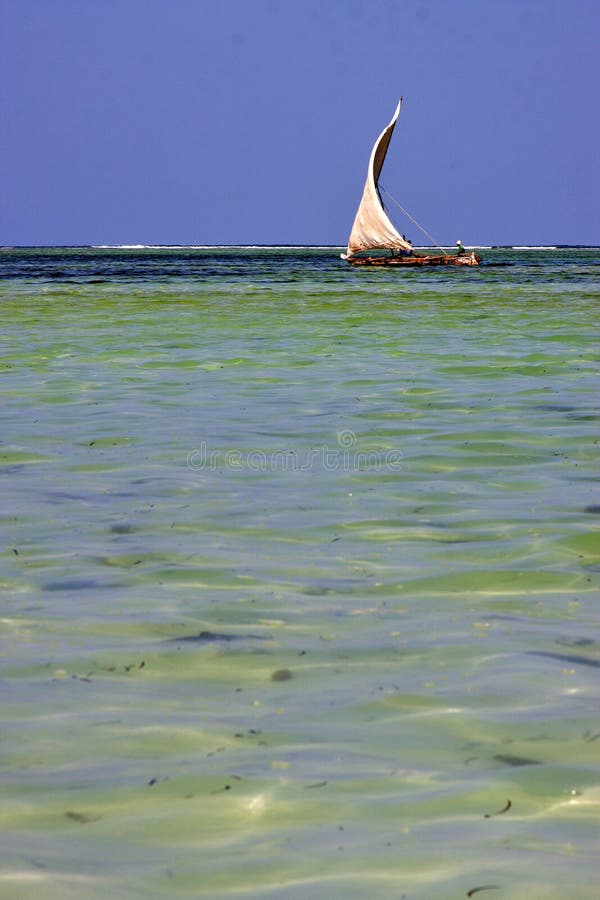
<box><xmin>345</xmin><ymin>99</ymin><xmax>412</xmax><ymax>257</ymax></box>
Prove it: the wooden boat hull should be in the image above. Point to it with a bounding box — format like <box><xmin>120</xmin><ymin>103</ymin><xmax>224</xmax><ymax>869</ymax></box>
<box><xmin>347</xmin><ymin>253</ymin><xmax>481</xmax><ymax>267</ymax></box>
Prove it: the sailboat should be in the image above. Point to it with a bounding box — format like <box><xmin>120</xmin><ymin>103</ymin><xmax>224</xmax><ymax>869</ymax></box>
<box><xmin>342</xmin><ymin>99</ymin><xmax>480</xmax><ymax>267</ymax></box>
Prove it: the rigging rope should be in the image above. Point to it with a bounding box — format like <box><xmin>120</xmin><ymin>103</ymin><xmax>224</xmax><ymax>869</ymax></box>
<box><xmin>380</xmin><ymin>185</ymin><xmax>447</xmax><ymax>254</ymax></box>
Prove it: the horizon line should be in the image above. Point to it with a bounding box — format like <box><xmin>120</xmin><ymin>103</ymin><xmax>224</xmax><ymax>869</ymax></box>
<box><xmin>2</xmin><ymin>243</ymin><xmax>600</xmax><ymax>251</ymax></box>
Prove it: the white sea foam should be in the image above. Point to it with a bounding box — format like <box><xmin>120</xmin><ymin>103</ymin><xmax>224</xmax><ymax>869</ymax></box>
<box><xmin>91</xmin><ymin>244</ymin><xmax>344</xmax><ymax>250</ymax></box>
<box><xmin>414</xmin><ymin>246</ymin><xmax>493</xmax><ymax>251</ymax></box>
<box><xmin>87</xmin><ymin>243</ymin><xmax>598</xmax><ymax>252</ymax></box>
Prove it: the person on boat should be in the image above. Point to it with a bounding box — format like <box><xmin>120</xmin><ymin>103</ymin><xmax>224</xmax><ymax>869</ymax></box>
<box><xmin>401</xmin><ymin>235</ymin><xmax>413</xmax><ymax>256</ymax></box>
<box><xmin>456</xmin><ymin>240</ymin><xmax>466</xmax><ymax>256</ymax></box>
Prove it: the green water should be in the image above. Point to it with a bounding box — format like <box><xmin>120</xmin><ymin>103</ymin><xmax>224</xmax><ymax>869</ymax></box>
<box><xmin>1</xmin><ymin>248</ymin><xmax>599</xmax><ymax>898</ymax></box>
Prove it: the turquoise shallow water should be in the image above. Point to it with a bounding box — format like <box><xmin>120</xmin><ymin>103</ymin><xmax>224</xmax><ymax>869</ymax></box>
<box><xmin>1</xmin><ymin>247</ymin><xmax>599</xmax><ymax>898</ymax></box>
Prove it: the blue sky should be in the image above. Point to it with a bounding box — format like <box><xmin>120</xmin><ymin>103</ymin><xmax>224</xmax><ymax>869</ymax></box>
<box><xmin>1</xmin><ymin>0</ymin><xmax>599</xmax><ymax>246</ymax></box>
